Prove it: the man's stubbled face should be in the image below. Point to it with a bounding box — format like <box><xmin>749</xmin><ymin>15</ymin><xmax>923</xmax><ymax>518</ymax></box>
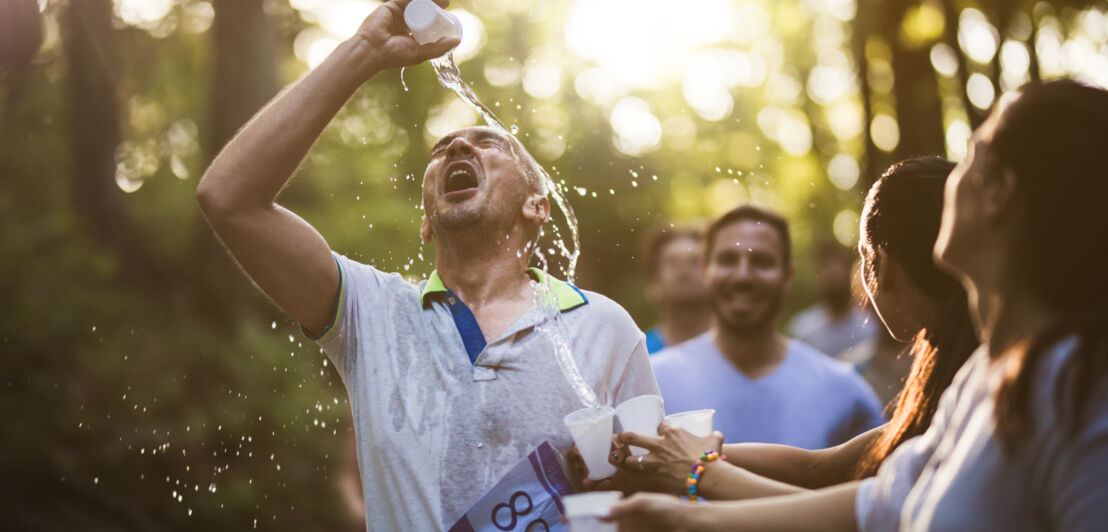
<box><xmin>421</xmin><ymin>126</ymin><xmax>532</xmax><ymax>241</ymax></box>
<box><xmin>705</xmin><ymin>220</ymin><xmax>790</xmax><ymax>333</ymax></box>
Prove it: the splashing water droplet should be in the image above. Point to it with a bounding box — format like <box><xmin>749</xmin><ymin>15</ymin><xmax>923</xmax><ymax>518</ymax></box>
<box><xmin>400</xmin><ymin>66</ymin><xmax>409</xmax><ymax>92</ymax></box>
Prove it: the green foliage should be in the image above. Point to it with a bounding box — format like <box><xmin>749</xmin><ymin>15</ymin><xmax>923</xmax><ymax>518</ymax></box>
<box><xmin>3</xmin><ymin>0</ymin><xmax>1107</xmax><ymax>528</ymax></box>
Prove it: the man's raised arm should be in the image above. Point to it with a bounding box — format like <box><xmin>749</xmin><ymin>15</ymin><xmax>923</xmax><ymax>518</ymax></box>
<box><xmin>196</xmin><ymin>0</ymin><xmax>457</xmax><ymax>334</ymax></box>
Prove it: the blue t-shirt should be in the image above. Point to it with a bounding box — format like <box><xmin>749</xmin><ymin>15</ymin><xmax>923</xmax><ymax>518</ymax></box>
<box><xmin>651</xmin><ymin>333</ymin><xmax>886</xmax><ymax>449</ymax></box>
<box><xmin>644</xmin><ymin>327</ymin><xmax>667</xmax><ymax>354</ymax></box>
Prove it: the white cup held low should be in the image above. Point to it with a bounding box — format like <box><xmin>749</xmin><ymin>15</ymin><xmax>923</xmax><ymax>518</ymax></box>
<box><xmin>564</xmin><ymin>406</ymin><xmax>618</xmax><ymax>481</ymax></box>
<box><xmin>563</xmin><ymin>491</ymin><xmax>621</xmax><ymax>532</ymax></box>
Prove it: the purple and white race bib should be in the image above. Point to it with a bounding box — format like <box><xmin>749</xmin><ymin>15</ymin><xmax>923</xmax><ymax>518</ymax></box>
<box><xmin>449</xmin><ymin>442</ymin><xmax>574</xmax><ymax>532</ymax></box>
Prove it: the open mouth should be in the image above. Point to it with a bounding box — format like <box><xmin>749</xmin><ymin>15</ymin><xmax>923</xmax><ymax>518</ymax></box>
<box><xmin>443</xmin><ymin>160</ymin><xmax>480</xmax><ymax>195</ymax></box>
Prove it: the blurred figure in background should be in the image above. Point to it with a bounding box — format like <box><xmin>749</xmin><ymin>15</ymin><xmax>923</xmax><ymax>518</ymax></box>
<box><xmin>838</xmin><ymin>265</ymin><xmax>911</xmax><ymax>407</ymax></box>
<box><xmin>641</xmin><ymin>227</ymin><xmax>710</xmax><ymax>353</ymax></box>
<box><xmin>789</xmin><ymin>241</ymin><xmax>879</xmax><ymax>359</ymax></box>
<box><xmin>652</xmin><ymin>205</ymin><xmax>885</xmax><ymax>449</ymax></box>
<box><xmin>847</xmin><ymin>328</ymin><xmax>910</xmax><ymax>408</ymax></box>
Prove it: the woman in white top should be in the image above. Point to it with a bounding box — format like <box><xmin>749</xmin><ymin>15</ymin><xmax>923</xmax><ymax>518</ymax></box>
<box><xmin>605</xmin><ymin>79</ymin><xmax>1108</xmax><ymax>531</ymax></box>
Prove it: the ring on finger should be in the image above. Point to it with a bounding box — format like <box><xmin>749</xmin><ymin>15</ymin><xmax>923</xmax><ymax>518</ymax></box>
<box><xmin>637</xmin><ymin>455</ymin><xmax>645</xmax><ymax>471</ymax></box>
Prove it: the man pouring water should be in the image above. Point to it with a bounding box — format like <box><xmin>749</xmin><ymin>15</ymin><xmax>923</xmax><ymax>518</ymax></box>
<box><xmin>195</xmin><ymin>0</ymin><xmax>657</xmax><ymax>529</ymax></box>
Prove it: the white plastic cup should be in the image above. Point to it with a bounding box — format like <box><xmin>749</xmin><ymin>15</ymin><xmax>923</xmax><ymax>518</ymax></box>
<box><xmin>614</xmin><ymin>394</ymin><xmax>664</xmax><ymax>456</ymax></box>
<box><xmin>403</xmin><ymin>0</ymin><xmax>462</xmax><ymax>45</ymax></box>
<box><xmin>563</xmin><ymin>491</ymin><xmax>621</xmax><ymax>532</ymax></box>
<box><xmin>663</xmin><ymin>409</ymin><xmax>715</xmax><ymax>437</ymax></box>
<box><xmin>564</xmin><ymin>405</ymin><xmax>617</xmax><ymax>481</ymax></box>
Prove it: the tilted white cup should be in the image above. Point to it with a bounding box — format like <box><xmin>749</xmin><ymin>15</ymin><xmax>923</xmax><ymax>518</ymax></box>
<box><xmin>614</xmin><ymin>394</ymin><xmax>664</xmax><ymax>456</ymax></box>
<box><xmin>403</xmin><ymin>0</ymin><xmax>463</xmax><ymax>45</ymax></box>
<box><xmin>663</xmin><ymin>409</ymin><xmax>715</xmax><ymax>437</ymax></box>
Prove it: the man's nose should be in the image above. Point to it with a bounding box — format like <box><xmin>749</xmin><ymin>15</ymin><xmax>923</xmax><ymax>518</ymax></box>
<box><xmin>446</xmin><ymin>137</ymin><xmax>474</xmax><ymax>157</ymax></box>
<box><xmin>733</xmin><ymin>257</ymin><xmax>755</xmax><ymax>281</ymax></box>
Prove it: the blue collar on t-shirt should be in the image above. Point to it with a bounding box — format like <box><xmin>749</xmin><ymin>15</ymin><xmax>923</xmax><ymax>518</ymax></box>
<box><xmin>419</xmin><ymin>268</ymin><xmax>588</xmax><ymax>364</ymax></box>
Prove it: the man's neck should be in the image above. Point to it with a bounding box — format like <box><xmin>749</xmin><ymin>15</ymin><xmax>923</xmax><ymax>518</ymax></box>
<box><xmin>658</xmin><ymin>302</ymin><xmax>710</xmax><ymax>346</ymax></box>
<box><xmin>712</xmin><ymin>322</ymin><xmax>788</xmax><ymax>380</ymax></box>
<box><xmin>434</xmin><ymin>228</ymin><xmax>534</xmax><ymax>308</ymax></box>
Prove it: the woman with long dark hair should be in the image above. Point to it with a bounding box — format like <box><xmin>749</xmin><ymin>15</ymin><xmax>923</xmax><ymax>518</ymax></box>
<box><xmin>609</xmin><ymin>158</ymin><xmax>977</xmax><ymax>497</ymax></box>
<box><xmin>606</xmin><ymin>78</ymin><xmax>1108</xmax><ymax>531</ymax></box>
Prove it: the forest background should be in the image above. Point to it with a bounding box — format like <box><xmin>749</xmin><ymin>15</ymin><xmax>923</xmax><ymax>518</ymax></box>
<box><xmin>2</xmin><ymin>0</ymin><xmax>1107</xmax><ymax>529</ymax></box>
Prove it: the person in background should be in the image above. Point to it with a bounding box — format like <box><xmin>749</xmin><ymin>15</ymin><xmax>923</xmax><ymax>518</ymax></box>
<box><xmin>849</xmin><ymin>328</ymin><xmax>912</xmax><ymax>408</ymax></box>
<box><xmin>607</xmin><ymin>79</ymin><xmax>1108</xmax><ymax>532</ymax></box>
<box><xmin>641</xmin><ymin>227</ymin><xmax>710</xmax><ymax>354</ymax></box>
<box><xmin>837</xmin><ymin>267</ymin><xmax>911</xmax><ymax>408</ymax></box>
<box><xmin>651</xmin><ymin>205</ymin><xmax>885</xmax><ymax>450</ymax></box>
<box><xmin>789</xmin><ymin>241</ymin><xmax>879</xmax><ymax>359</ymax></box>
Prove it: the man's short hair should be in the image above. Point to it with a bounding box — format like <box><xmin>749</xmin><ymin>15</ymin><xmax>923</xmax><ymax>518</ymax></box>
<box><xmin>504</xmin><ymin>134</ymin><xmax>547</xmax><ymax>196</ymax></box>
<box><xmin>703</xmin><ymin>204</ymin><xmax>792</xmax><ymax>268</ymax></box>
<box><xmin>641</xmin><ymin>227</ymin><xmax>702</xmax><ymax>281</ymax></box>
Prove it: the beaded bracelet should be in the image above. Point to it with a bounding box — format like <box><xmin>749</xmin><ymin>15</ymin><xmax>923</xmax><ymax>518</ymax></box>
<box><xmin>686</xmin><ymin>450</ymin><xmax>726</xmax><ymax>502</ymax></box>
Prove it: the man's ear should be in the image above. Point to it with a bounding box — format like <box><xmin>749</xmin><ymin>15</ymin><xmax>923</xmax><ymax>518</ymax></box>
<box><xmin>420</xmin><ymin>215</ymin><xmax>433</xmax><ymax>244</ymax></box>
<box><xmin>522</xmin><ymin>194</ymin><xmax>551</xmax><ymax>226</ymax></box>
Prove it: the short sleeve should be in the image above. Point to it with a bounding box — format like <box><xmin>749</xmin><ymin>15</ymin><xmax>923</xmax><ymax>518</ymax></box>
<box><xmin>610</xmin><ymin>335</ymin><xmax>661</xmax><ymax>406</ymax></box>
<box><xmin>301</xmin><ymin>252</ymin><xmax>407</xmax><ymax>385</ymax></box>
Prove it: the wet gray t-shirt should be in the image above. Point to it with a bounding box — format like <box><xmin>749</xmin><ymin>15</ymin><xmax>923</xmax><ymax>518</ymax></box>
<box><xmin>311</xmin><ymin>253</ymin><xmax>658</xmax><ymax>531</ymax></box>
<box><xmin>857</xmin><ymin>338</ymin><xmax>1108</xmax><ymax>531</ymax></box>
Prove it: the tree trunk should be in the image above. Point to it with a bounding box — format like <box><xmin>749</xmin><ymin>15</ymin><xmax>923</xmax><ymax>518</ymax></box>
<box><xmin>940</xmin><ymin>0</ymin><xmax>985</xmax><ymax>129</ymax></box>
<box><xmin>883</xmin><ymin>1</ymin><xmax>946</xmax><ymax>161</ymax></box>
<box><xmin>61</xmin><ymin>0</ymin><xmax>153</xmax><ymax>279</ymax></box>
<box><xmin>0</xmin><ymin>0</ymin><xmax>43</xmax><ymax>114</ymax></box>
<box><xmin>1027</xmin><ymin>6</ymin><xmax>1042</xmax><ymax>83</ymax></box>
<box><xmin>209</xmin><ymin>0</ymin><xmax>278</xmax><ymax>155</ymax></box>
<box><xmin>853</xmin><ymin>0</ymin><xmax>885</xmax><ymax>185</ymax></box>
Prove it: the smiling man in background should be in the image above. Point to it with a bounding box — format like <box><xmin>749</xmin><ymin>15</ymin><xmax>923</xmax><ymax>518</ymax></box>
<box><xmin>651</xmin><ymin>205</ymin><xmax>884</xmax><ymax>449</ymax></box>
<box><xmin>195</xmin><ymin>0</ymin><xmax>657</xmax><ymax>529</ymax></box>
<box><xmin>641</xmin><ymin>227</ymin><xmax>711</xmax><ymax>353</ymax></box>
